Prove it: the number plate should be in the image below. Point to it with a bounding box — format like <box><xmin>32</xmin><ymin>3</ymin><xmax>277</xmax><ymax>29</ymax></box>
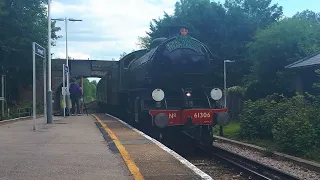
<box><xmin>182</xmin><ymin>109</ymin><xmax>213</xmax><ymax>125</ymax></box>
<box><xmin>193</xmin><ymin>112</ymin><xmax>211</xmax><ymax>119</ymax></box>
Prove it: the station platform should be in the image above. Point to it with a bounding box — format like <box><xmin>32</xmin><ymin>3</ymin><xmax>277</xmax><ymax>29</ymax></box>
<box><xmin>0</xmin><ymin>114</ymin><xmax>212</xmax><ymax>180</ymax></box>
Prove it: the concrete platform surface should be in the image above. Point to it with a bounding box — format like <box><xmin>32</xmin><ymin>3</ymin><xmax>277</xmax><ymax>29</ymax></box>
<box><xmin>95</xmin><ymin>114</ymin><xmax>210</xmax><ymax>180</ymax></box>
<box><xmin>0</xmin><ymin>116</ymin><xmax>132</xmax><ymax>180</ymax></box>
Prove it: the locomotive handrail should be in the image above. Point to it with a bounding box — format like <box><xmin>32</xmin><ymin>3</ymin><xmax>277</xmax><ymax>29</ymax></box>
<box><xmin>204</xmin><ymin>92</ymin><xmax>212</xmax><ymax>108</ymax></box>
<box><xmin>164</xmin><ymin>98</ymin><xmax>168</xmax><ymax>109</ymax></box>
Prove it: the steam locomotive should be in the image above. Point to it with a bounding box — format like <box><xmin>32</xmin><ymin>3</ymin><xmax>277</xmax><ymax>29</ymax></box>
<box><xmin>97</xmin><ymin>27</ymin><xmax>230</xmax><ymax>145</ymax></box>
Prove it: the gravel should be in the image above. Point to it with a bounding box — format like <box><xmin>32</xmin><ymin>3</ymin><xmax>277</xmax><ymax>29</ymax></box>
<box><xmin>213</xmin><ymin>141</ymin><xmax>320</xmax><ymax>180</ymax></box>
<box><xmin>188</xmin><ymin>158</ymin><xmax>247</xmax><ymax>180</ymax></box>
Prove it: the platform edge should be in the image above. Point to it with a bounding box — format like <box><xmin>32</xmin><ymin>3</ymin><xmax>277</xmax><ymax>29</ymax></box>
<box><xmin>92</xmin><ymin>114</ymin><xmax>144</xmax><ymax>180</ymax></box>
<box><xmin>105</xmin><ymin>113</ymin><xmax>214</xmax><ymax>180</ymax></box>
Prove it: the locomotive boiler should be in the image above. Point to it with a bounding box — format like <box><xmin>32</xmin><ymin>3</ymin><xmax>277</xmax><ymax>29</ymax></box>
<box><xmin>97</xmin><ymin>27</ymin><xmax>230</xmax><ymax>145</ymax></box>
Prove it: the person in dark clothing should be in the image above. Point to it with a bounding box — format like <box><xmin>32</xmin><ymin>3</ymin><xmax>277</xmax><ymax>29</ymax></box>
<box><xmin>69</xmin><ymin>78</ymin><xmax>81</xmax><ymax>115</ymax></box>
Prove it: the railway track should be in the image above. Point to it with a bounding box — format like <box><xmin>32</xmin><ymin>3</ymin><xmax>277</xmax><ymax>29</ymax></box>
<box><xmin>177</xmin><ymin>131</ymin><xmax>300</xmax><ymax>180</ymax></box>
<box><xmin>210</xmin><ymin>145</ymin><xmax>300</xmax><ymax>180</ymax></box>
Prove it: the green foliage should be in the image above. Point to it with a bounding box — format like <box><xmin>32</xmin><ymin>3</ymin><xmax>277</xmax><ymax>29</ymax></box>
<box><xmin>239</xmin><ymin>97</ymin><xmax>270</xmax><ymax>139</ymax></box>
<box><xmin>309</xmin><ymin>96</ymin><xmax>320</xmax><ymax>147</ymax></box>
<box><xmin>240</xmin><ymin>94</ymin><xmax>319</xmax><ymax>157</ymax></box>
<box><xmin>77</xmin><ymin>78</ymin><xmax>97</xmax><ymax>102</ymax></box>
<box><xmin>137</xmin><ymin>36</ymin><xmax>151</xmax><ymax>49</ymax></box>
<box><xmin>227</xmin><ymin>86</ymin><xmax>247</xmax><ymax>94</ymax></box>
<box><xmin>3</xmin><ymin>100</ymin><xmax>44</xmax><ymax>119</ymax></box>
<box><xmin>213</xmin><ymin>121</ymin><xmax>241</xmax><ymax>137</ymax></box>
<box><xmin>0</xmin><ymin>0</ymin><xmax>61</xmax><ymax>102</ymax></box>
<box><xmin>0</xmin><ymin>0</ymin><xmax>6</xmax><ymax>15</ymax></box>
<box><xmin>246</xmin><ymin>17</ymin><xmax>320</xmax><ymax>99</ymax></box>
<box><xmin>272</xmin><ymin>96</ymin><xmax>315</xmax><ymax>155</ymax></box>
<box><xmin>313</xmin><ymin>69</ymin><xmax>320</xmax><ymax>90</ymax></box>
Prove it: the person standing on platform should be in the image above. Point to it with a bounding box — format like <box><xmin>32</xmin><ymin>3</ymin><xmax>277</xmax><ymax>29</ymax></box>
<box><xmin>69</xmin><ymin>78</ymin><xmax>81</xmax><ymax>116</ymax></box>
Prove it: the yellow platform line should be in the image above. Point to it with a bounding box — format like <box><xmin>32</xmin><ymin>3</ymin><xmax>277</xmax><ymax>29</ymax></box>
<box><xmin>92</xmin><ymin>114</ymin><xmax>144</xmax><ymax>180</ymax></box>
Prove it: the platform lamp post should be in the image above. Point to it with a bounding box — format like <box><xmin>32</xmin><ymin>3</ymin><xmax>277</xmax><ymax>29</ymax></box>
<box><xmin>51</xmin><ymin>17</ymin><xmax>82</xmax><ymax>116</ymax></box>
<box><xmin>47</xmin><ymin>0</ymin><xmax>53</xmax><ymax>124</ymax></box>
<box><xmin>221</xmin><ymin>59</ymin><xmax>235</xmax><ymax>136</ymax></box>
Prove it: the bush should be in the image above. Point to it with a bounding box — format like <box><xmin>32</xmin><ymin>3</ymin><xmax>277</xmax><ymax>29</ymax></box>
<box><xmin>239</xmin><ymin>93</ymin><xmax>320</xmax><ymax>157</ymax></box>
<box><xmin>272</xmin><ymin>95</ymin><xmax>315</xmax><ymax>155</ymax></box>
<box><xmin>309</xmin><ymin>96</ymin><xmax>320</xmax><ymax>148</ymax></box>
<box><xmin>5</xmin><ymin>100</ymin><xmax>44</xmax><ymax>119</ymax></box>
<box><xmin>239</xmin><ymin>94</ymin><xmax>287</xmax><ymax>139</ymax></box>
<box><xmin>239</xmin><ymin>98</ymin><xmax>268</xmax><ymax>139</ymax></box>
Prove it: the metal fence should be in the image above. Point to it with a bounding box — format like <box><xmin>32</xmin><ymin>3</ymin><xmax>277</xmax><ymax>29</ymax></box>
<box><xmin>17</xmin><ymin>107</ymin><xmax>32</xmax><ymax>118</ymax></box>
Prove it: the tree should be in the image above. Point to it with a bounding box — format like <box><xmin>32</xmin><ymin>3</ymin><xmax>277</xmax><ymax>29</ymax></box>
<box><xmin>119</xmin><ymin>52</ymin><xmax>127</xmax><ymax>59</ymax></box>
<box><xmin>78</xmin><ymin>78</ymin><xmax>97</xmax><ymax>102</ymax></box>
<box><xmin>245</xmin><ymin>16</ymin><xmax>320</xmax><ymax>99</ymax></box>
<box><xmin>0</xmin><ymin>0</ymin><xmax>61</xmax><ymax>101</ymax></box>
<box><xmin>293</xmin><ymin>9</ymin><xmax>320</xmax><ymax>22</ymax></box>
<box><xmin>0</xmin><ymin>0</ymin><xmax>6</xmax><ymax>15</ymax></box>
<box><xmin>137</xmin><ymin>36</ymin><xmax>151</xmax><ymax>49</ymax></box>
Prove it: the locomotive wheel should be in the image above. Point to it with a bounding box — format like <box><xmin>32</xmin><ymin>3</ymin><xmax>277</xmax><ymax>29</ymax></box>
<box><xmin>125</xmin><ymin>108</ymin><xmax>138</xmax><ymax>127</ymax></box>
<box><xmin>97</xmin><ymin>102</ymin><xmax>103</xmax><ymax>113</ymax></box>
<box><xmin>155</xmin><ymin>128</ymin><xmax>172</xmax><ymax>144</ymax></box>
<box><xmin>200</xmin><ymin>125</ymin><xmax>214</xmax><ymax>146</ymax></box>
<box><xmin>157</xmin><ymin>129</ymin><xmax>168</xmax><ymax>144</ymax></box>
<box><xmin>134</xmin><ymin>97</ymin><xmax>140</xmax><ymax>123</ymax></box>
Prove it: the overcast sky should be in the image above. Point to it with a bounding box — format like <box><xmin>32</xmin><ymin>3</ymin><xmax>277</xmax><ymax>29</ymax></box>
<box><xmin>50</xmin><ymin>0</ymin><xmax>320</xmax><ymax>81</ymax></box>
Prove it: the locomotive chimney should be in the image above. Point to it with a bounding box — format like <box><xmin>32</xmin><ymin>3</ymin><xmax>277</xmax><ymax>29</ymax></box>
<box><xmin>167</xmin><ymin>25</ymin><xmax>189</xmax><ymax>38</ymax></box>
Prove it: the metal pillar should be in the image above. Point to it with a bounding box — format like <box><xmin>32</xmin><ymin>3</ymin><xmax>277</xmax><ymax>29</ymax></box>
<box><xmin>65</xmin><ymin>17</ymin><xmax>70</xmax><ymax>116</ymax></box>
<box><xmin>63</xmin><ymin>64</ymin><xmax>66</xmax><ymax>117</ymax></box>
<box><xmin>224</xmin><ymin>61</ymin><xmax>227</xmax><ymax>108</ymax></box>
<box><xmin>1</xmin><ymin>74</ymin><xmax>4</xmax><ymax>120</ymax></box>
<box><xmin>47</xmin><ymin>0</ymin><xmax>53</xmax><ymax>124</ymax></box>
<box><xmin>43</xmin><ymin>51</ymin><xmax>47</xmax><ymax>122</ymax></box>
<box><xmin>221</xmin><ymin>60</ymin><xmax>235</xmax><ymax>136</ymax></box>
<box><xmin>32</xmin><ymin>43</ymin><xmax>36</xmax><ymax>131</ymax></box>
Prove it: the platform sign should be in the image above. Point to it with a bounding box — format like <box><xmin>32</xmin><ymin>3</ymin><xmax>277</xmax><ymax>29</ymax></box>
<box><xmin>0</xmin><ymin>97</ymin><xmax>4</xmax><ymax>101</ymax></box>
<box><xmin>34</xmin><ymin>43</ymin><xmax>45</xmax><ymax>58</ymax></box>
<box><xmin>32</xmin><ymin>42</ymin><xmax>47</xmax><ymax>131</ymax></box>
<box><xmin>64</xmin><ymin>65</ymin><xmax>69</xmax><ymax>75</ymax></box>
<box><xmin>61</xmin><ymin>87</ymin><xmax>68</xmax><ymax>96</ymax></box>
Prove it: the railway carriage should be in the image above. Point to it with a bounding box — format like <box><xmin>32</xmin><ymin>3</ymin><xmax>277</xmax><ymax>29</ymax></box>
<box><xmin>97</xmin><ymin>27</ymin><xmax>230</xmax><ymax>145</ymax></box>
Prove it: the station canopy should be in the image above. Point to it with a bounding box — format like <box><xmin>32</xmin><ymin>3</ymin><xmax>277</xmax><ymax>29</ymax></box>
<box><xmin>285</xmin><ymin>52</ymin><xmax>320</xmax><ymax>69</ymax></box>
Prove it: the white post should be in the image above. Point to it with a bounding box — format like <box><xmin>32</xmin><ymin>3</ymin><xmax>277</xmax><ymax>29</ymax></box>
<box><xmin>47</xmin><ymin>0</ymin><xmax>53</xmax><ymax>123</ymax></box>
<box><xmin>1</xmin><ymin>74</ymin><xmax>4</xmax><ymax>119</ymax></box>
<box><xmin>50</xmin><ymin>17</ymin><xmax>82</xmax><ymax>116</ymax></box>
<box><xmin>43</xmin><ymin>50</ymin><xmax>47</xmax><ymax>122</ymax></box>
<box><xmin>222</xmin><ymin>60</ymin><xmax>234</xmax><ymax>136</ymax></box>
<box><xmin>223</xmin><ymin>60</ymin><xmax>235</xmax><ymax>108</ymax></box>
<box><xmin>224</xmin><ymin>60</ymin><xmax>227</xmax><ymax>108</ymax></box>
<box><xmin>65</xmin><ymin>17</ymin><xmax>70</xmax><ymax>115</ymax></box>
<box><xmin>63</xmin><ymin>64</ymin><xmax>66</xmax><ymax>117</ymax></box>
<box><xmin>32</xmin><ymin>43</ymin><xmax>36</xmax><ymax>131</ymax></box>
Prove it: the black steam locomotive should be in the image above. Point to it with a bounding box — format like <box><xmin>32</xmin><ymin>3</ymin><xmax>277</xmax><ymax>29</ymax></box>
<box><xmin>97</xmin><ymin>27</ymin><xmax>230</xmax><ymax>145</ymax></box>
